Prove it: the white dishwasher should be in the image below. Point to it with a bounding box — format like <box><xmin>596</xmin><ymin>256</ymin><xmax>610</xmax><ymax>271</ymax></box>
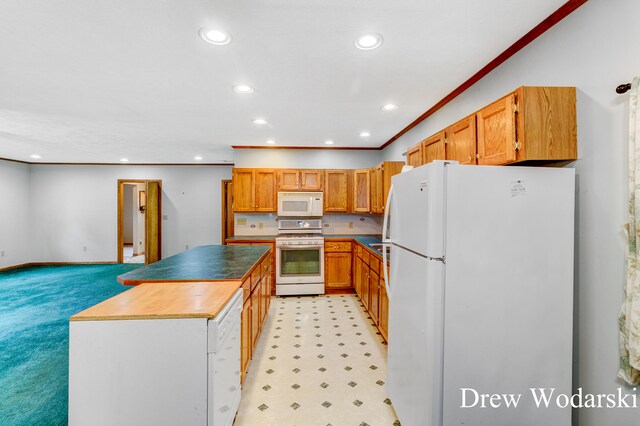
<box><xmin>208</xmin><ymin>289</ymin><xmax>243</xmax><ymax>426</ymax></box>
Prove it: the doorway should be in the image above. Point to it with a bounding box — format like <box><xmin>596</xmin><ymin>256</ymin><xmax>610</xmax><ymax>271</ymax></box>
<box><xmin>117</xmin><ymin>179</ymin><xmax>162</xmax><ymax>265</ymax></box>
<box><xmin>221</xmin><ymin>180</ymin><xmax>234</xmax><ymax>244</ymax></box>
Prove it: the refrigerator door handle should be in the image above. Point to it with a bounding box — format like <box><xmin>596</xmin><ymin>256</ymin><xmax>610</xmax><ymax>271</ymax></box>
<box><xmin>383</xmin><ymin>243</ymin><xmax>391</xmax><ymax>298</ymax></box>
<box><xmin>382</xmin><ymin>184</ymin><xmax>394</xmax><ymax>244</ymax></box>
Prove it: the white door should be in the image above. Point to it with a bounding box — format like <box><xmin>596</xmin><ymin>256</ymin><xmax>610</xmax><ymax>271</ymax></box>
<box><xmin>386</xmin><ymin>244</ymin><xmax>445</xmax><ymax>426</ymax></box>
<box><xmin>390</xmin><ymin>161</ymin><xmax>447</xmax><ymax>258</ymax></box>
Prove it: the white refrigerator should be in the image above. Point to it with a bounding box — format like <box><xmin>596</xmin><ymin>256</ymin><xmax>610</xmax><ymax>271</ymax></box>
<box><xmin>382</xmin><ymin>161</ymin><xmax>574</xmax><ymax>426</ymax></box>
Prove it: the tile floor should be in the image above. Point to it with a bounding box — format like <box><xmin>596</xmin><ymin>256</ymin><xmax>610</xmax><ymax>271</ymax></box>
<box><xmin>235</xmin><ymin>294</ymin><xmax>400</xmax><ymax>426</ymax></box>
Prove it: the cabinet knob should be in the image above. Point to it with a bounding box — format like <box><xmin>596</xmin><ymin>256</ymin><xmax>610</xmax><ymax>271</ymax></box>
<box><xmin>467</xmin><ymin>156</ymin><xmax>471</xmax><ymax>161</ymax></box>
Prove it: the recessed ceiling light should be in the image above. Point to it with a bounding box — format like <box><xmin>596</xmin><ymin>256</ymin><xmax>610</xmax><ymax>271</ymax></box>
<box><xmin>233</xmin><ymin>85</ymin><xmax>254</xmax><ymax>94</ymax></box>
<box><xmin>252</xmin><ymin>118</ymin><xmax>268</xmax><ymax>125</ymax></box>
<box><xmin>359</xmin><ymin>131</ymin><xmax>371</xmax><ymax>138</ymax></box>
<box><xmin>194</xmin><ymin>155</ymin><xmax>203</xmax><ymax>161</ymax></box>
<box><xmin>381</xmin><ymin>104</ymin><xmax>398</xmax><ymax>111</ymax></box>
<box><xmin>325</xmin><ymin>140</ymin><xmax>335</xmax><ymax>145</ymax></box>
<box><xmin>354</xmin><ymin>33</ymin><xmax>383</xmax><ymax>50</ymax></box>
<box><xmin>266</xmin><ymin>140</ymin><xmax>276</xmax><ymax>145</ymax></box>
<box><xmin>120</xmin><ymin>158</ymin><xmax>129</xmax><ymax>162</ymax></box>
<box><xmin>30</xmin><ymin>154</ymin><xmax>41</xmax><ymax>159</ymax></box>
<box><xmin>199</xmin><ymin>28</ymin><xmax>231</xmax><ymax>45</ymax></box>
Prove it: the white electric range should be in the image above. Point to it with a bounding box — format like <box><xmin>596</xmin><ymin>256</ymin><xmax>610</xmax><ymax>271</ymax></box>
<box><xmin>275</xmin><ymin>218</ymin><xmax>325</xmax><ymax>295</ymax></box>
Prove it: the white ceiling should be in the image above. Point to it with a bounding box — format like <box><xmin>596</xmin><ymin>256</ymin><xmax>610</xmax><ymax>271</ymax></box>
<box><xmin>0</xmin><ymin>0</ymin><xmax>566</xmax><ymax>163</ymax></box>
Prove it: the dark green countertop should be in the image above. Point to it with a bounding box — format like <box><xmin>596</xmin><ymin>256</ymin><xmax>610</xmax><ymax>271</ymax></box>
<box><xmin>117</xmin><ymin>245</ymin><xmax>270</xmax><ymax>285</ymax></box>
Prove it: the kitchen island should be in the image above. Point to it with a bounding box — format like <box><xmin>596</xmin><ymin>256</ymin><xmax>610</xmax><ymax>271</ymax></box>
<box><xmin>70</xmin><ymin>244</ymin><xmax>274</xmax><ymax>425</ymax></box>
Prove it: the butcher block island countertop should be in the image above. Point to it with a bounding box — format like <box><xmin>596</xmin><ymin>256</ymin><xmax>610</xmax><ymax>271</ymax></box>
<box><xmin>70</xmin><ymin>281</ymin><xmax>240</xmax><ymax>321</ymax></box>
<box><xmin>117</xmin><ymin>244</ymin><xmax>270</xmax><ymax>285</ymax></box>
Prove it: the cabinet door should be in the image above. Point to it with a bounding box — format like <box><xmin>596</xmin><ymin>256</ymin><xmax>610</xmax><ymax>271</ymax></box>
<box><xmin>354</xmin><ymin>256</ymin><xmax>363</xmax><ymax>298</ymax></box>
<box><xmin>254</xmin><ymin>169</ymin><xmax>277</xmax><ymax>212</ymax></box>
<box><xmin>324</xmin><ymin>170</ymin><xmax>349</xmax><ymax>212</ymax></box>
<box><xmin>370</xmin><ymin>167</ymin><xmax>379</xmax><ymax>213</ymax></box>
<box><xmin>325</xmin><ymin>252</ymin><xmax>352</xmax><ymax>289</ymax></box>
<box><xmin>301</xmin><ymin>170</ymin><xmax>324</xmax><ymax>190</ymax></box>
<box><xmin>423</xmin><ymin>131</ymin><xmax>446</xmax><ymax>164</ymax></box>
<box><xmin>406</xmin><ymin>143</ymin><xmax>423</xmax><ymax>167</ymax></box>
<box><xmin>476</xmin><ymin>93</ymin><xmax>516</xmax><ymax>165</ymax></box>
<box><xmin>369</xmin><ymin>270</ymin><xmax>380</xmax><ymax>325</ymax></box>
<box><xmin>353</xmin><ymin>169</ymin><xmax>370</xmax><ymax>213</ymax></box>
<box><xmin>232</xmin><ymin>169</ymin><xmax>255</xmax><ymax>212</ymax></box>
<box><xmin>375</xmin><ymin>164</ymin><xmax>384</xmax><ymax>213</ymax></box>
<box><xmin>445</xmin><ymin>115</ymin><xmax>477</xmax><ymax>165</ymax></box>
<box><xmin>380</xmin><ymin>162</ymin><xmax>404</xmax><ymax>213</ymax></box>
<box><xmin>250</xmin><ymin>286</ymin><xmax>261</xmax><ymax>351</ymax></box>
<box><xmin>277</xmin><ymin>169</ymin><xmax>300</xmax><ymax>190</ymax></box>
<box><xmin>361</xmin><ymin>262</ymin><xmax>370</xmax><ymax>311</ymax></box>
<box><xmin>379</xmin><ymin>275</ymin><xmax>389</xmax><ymax>342</ymax></box>
<box><xmin>241</xmin><ymin>297</ymin><xmax>251</xmax><ymax>383</ymax></box>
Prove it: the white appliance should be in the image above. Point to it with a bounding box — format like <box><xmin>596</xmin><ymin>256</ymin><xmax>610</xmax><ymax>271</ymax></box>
<box><xmin>275</xmin><ymin>218</ymin><xmax>324</xmax><ymax>295</ymax></box>
<box><xmin>69</xmin><ymin>289</ymin><xmax>243</xmax><ymax>426</ymax></box>
<box><xmin>277</xmin><ymin>191</ymin><xmax>323</xmax><ymax>217</ymax></box>
<box><xmin>382</xmin><ymin>161</ymin><xmax>574</xmax><ymax>426</ymax></box>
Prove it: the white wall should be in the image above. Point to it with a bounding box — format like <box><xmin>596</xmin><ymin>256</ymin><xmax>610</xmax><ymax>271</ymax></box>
<box><xmin>383</xmin><ymin>1</ymin><xmax>640</xmax><ymax>424</ymax></box>
<box><xmin>29</xmin><ymin>165</ymin><xmax>232</xmax><ymax>262</ymax></box>
<box><xmin>0</xmin><ymin>159</ymin><xmax>31</xmax><ymax>268</ymax></box>
<box><xmin>233</xmin><ymin>148</ymin><xmax>381</xmax><ymax>169</ymax></box>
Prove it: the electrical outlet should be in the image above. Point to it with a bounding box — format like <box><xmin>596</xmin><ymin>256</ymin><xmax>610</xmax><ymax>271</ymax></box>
<box><xmin>237</xmin><ymin>218</ymin><xmax>247</xmax><ymax>225</ymax></box>
<box><xmin>348</xmin><ymin>222</ymin><xmax>354</xmax><ymax>229</ymax></box>
<box><xmin>258</xmin><ymin>222</ymin><xmax>263</xmax><ymax>230</ymax></box>
<box><xmin>162</xmin><ymin>215</ymin><xmax>168</xmax><ymax>220</ymax></box>
<box><xmin>83</xmin><ymin>246</ymin><xmax>87</xmax><ymax>252</ymax></box>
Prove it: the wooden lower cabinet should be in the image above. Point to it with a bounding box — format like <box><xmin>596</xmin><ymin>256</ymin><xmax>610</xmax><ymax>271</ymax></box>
<box><xmin>379</xmin><ymin>275</ymin><xmax>389</xmax><ymax>341</ymax></box>
<box><xmin>240</xmin><ymin>250</ymin><xmax>273</xmax><ymax>384</ymax></box>
<box><xmin>353</xmin><ymin>242</ymin><xmax>389</xmax><ymax>343</ymax></box>
<box><xmin>325</xmin><ymin>252</ymin><xmax>352</xmax><ymax>290</ymax></box>
<box><xmin>241</xmin><ymin>296</ymin><xmax>251</xmax><ymax>383</ymax></box>
<box><xmin>369</xmin><ymin>269</ymin><xmax>380</xmax><ymax>325</ymax></box>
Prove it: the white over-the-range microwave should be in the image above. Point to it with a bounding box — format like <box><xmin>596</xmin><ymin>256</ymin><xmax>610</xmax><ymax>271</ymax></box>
<box><xmin>277</xmin><ymin>192</ymin><xmax>323</xmax><ymax>217</ymax></box>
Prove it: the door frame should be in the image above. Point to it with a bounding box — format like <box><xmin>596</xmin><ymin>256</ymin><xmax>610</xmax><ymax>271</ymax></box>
<box><xmin>221</xmin><ymin>179</ymin><xmax>234</xmax><ymax>244</ymax></box>
<box><xmin>117</xmin><ymin>179</ymin><xmax>162</xmax><ymax>264</ymax></box>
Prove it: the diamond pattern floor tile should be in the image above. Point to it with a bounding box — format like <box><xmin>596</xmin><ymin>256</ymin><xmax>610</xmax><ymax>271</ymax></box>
<box><xmin>234</xmin><ymin>294</ymin><xmax>400</xmax><ymax>426</ymax></box>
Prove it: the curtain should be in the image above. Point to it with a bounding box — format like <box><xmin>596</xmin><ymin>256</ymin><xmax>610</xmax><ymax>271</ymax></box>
<box><xmin>620</xmin><ymin>77</ymin><xmax>640</xmax><ymax>385</ymax></box>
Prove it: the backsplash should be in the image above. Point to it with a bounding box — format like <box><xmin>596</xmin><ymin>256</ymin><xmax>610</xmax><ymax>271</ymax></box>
<box><xmin>234</xmin><ymin>214</ymin><xmax>383</xmax><ymax>236</ymax></box>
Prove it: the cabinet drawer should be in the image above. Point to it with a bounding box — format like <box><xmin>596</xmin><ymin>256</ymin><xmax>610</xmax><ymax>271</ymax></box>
<box><xmin>357</xmin><ymin>245</ymin><xmax>364</xmax><ymax>259</ymax></box>
<box><xmin>361</xmin><ymin>250</ymin><xmax>370</xmax><ymax>266</ymax></box>
<box><xmin>251</xmin><ymin>268</ymin><xmax>261</xmax><ymax>291</ymax></box>
<box><xmin>242</xmin><ymin>278</ymin><xmax>251</xmax><ymax>303</ymax></box>
<box><xmin>370</xmin><ymin>256</ymin><xmax>380</xmax><ymax>274</ymax></box>
<box><xmin>325</xmin><ymin>241</ymin><xmax>351</xmax><ymax>253</ymax></box>
<box><xmin>261</xmin><ymin>256</ymin><xmax>271</xmax><ymax>277</ymax></box>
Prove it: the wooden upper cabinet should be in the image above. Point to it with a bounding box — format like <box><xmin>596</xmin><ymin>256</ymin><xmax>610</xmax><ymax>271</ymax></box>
<box><xmin>406</xmin><ymin>143</ymin><xmax>423</xmax><ymax>167</ymax></box>
<box><xmin>301</xmin><ymin>170</ymin><xmax>324</xmax><ymax>190</ymax></box>
<box><xmin>422</xmin><ymin>131</ymin><xmax>446</xmax><ymax>165</ymax></box>
<box><xmin>324</xmin><ymin>170</ymin><xmax>349</xmax><ymax>212</ymax></box>
<box><xmin>232</xmin><ymin>169</ymin><xmax>255</xmax><ymax>212</ymax></box>
<box><xmin>254</xmin><ymin>169</ymin><xmax>277</xmax><ymax>212</ymax></box>
<box><xmin>380</xmin><ymin>162</ymin><xmax>403</xmax><ymax>213</ymax></box>
<box><xmin>277</xmin><ymin>169</ymin><xmax>300</xmax><ymax>190</ymax></box>
<box><xmin>277</xmin><ymin>169</ymin><xmax>324</xmax><ymax>191</ymax></box>
<box><xmin>353</xmin><ymin>169</ymin><xmax>370</xmax><ymax>213</ymax></box>
<box><xmin>514</xmin><ymin>86</ymin><xmax>577</xmax><ymax>163</ymax></box>
<box><xmin>445</xmin><ymin>115</ymin><xmax>477</xmax><ymax>165</ymax></box>
<box><xmin>233</xmin><ymin>168</ymin><xmax>276</xmax><ymax>212</ymax></box>
<box><xmin>370</xmin><ymin>166</ymin><xmax>380</xmax><ymax>214</ymax></box>
<box><xmin>476</xmin><ymin>93</ymin><xmax>517</xmax><ymax>165</ymax></box>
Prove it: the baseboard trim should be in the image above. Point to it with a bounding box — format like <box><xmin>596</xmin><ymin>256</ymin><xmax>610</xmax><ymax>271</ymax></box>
<box><xmin>0</xmin><ymin>261</ymin><xmax>118</xmax><ymax>272</ymax></box>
